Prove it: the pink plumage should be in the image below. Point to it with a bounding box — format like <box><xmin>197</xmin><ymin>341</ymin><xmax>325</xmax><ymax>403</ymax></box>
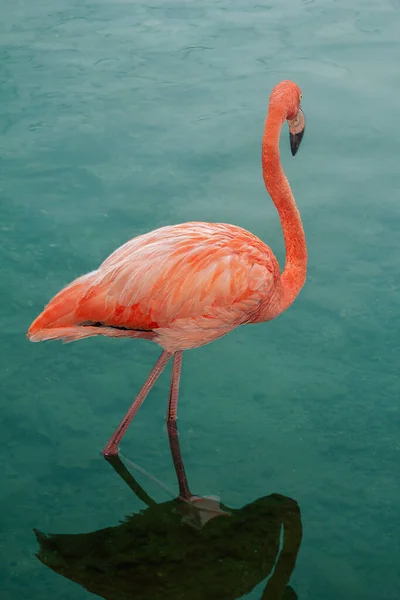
<box><xmin>28</xmin><ymin>223</ymin><xmax>280</xmax><ymax>351</ymax></box>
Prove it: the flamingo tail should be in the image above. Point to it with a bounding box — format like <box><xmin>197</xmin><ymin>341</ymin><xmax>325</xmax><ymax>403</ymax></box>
<box><xmin>27</xmin><ymin>273</ymin><xmax>152</xmax><ymax>344</ymax></box>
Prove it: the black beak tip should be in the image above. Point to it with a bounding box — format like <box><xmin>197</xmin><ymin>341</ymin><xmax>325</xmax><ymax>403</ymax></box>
<box><xmin>290</xmin><ymin>129</ymin><xmax>305</xmax><ymax>156</ymax></box>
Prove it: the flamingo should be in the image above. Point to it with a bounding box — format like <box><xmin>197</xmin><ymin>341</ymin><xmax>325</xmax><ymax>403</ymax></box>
<box><xmin>27</xmin><ymin>80</ymin><xmax>307</xmax><ymax>458</ymax></box>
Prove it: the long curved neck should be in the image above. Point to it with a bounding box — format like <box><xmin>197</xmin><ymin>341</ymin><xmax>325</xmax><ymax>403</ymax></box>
<box><xmin>262</xmin><ymin>103</ymin><xmax>307</xmax><ymax>312</ymax></box>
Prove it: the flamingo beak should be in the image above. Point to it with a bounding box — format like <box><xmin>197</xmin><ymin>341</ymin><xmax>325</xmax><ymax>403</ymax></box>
<box><xmin>289</xmin><ymin>108</ymin><xmax>305</xmax><ymax>156</ymax></box>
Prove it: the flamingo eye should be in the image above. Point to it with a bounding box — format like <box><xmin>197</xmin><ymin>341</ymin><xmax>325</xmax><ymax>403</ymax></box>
<box><xmin>299</xmin><ymin>94</ymin><xmax>303</xmax><ymax>101</ymax></box>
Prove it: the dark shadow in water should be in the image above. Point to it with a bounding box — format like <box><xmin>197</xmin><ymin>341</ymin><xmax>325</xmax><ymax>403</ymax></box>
<box><xmin>34</xmin><ymin>423</ymin><xmax>302</xmax><ymax>600</ymax></box>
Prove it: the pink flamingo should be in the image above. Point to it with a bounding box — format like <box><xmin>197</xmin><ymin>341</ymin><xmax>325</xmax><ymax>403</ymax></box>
<box><xmin>27</xmin><ymin>80</ymin><xmax>307</xmax><ymax>458</ymax></box>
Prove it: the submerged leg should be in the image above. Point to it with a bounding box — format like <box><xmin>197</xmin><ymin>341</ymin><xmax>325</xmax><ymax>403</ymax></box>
<box><xmin>103</xmin><ymin>350</ymin><xmax>172</xmax><ymax>457</ymax></box>
<box><xmin>105</xmin><ymin>454</ymin><xmax>157</xmax><ymax>507</ymax></box>
<box><xmin>166</xmin><ymin>352</ymin><xmax>191</xmax><ymax>498</ymax></box>
<box><xmin>167</xmin><ymin>420</ymin><xmax>192</xmax><ymax>499</ymax></box>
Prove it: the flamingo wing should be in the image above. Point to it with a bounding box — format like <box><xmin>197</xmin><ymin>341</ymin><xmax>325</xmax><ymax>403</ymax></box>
<box><xmin>28</xmin><ymin>223</ymin><xmax>280</xmax><ymax>345</ymax></box>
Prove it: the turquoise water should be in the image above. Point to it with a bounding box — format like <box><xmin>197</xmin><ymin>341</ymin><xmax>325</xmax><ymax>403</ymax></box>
<box><xmin>1</xmin><ymin>0</ymin><xmax>400</xmax><ymax>598</ymax></box>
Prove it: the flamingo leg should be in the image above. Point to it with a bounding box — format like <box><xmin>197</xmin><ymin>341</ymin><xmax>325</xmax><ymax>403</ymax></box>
<box><xmin>167</xmin><ymin>420</ymin><xmax>192</xmax><ymax>499</ymax></box>
<box><xmin>102</xmin><ymin>350</ymin><xmax>172</xmax><ymax>457</ymax></box>
<box><xmin>167</xmin><ymin>350</ymin><xmax>183</xmax><ymax>422</ymax></box>
<box><xmin>105</xmin><ymin>454</ymin><xmax>157</xmax><ymax>507</ymax></box>
<box><xmin>166</xmin><ymin>352</ymin><xmax>192</xmax><ymax>498</ymax></box>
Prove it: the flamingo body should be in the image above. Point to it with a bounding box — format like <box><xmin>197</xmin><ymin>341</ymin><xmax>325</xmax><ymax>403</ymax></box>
<box><xmin>28</xmin><ymin>222</ymin><xmax>282</xmax><ymax>352</ymax></box>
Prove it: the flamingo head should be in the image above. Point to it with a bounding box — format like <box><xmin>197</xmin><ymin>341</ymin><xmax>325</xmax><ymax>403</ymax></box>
<box><xmin>270</xmin><ymin>80</ymin><xmax>305</xmax><ymax>156</ymax></box>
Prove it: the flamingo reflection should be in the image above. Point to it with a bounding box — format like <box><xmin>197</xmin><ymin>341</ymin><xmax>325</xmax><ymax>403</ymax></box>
<box><xmin>35</xmin><ymin>422</ymin><xmax>302</xmax><ymax>599</ymax></box>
